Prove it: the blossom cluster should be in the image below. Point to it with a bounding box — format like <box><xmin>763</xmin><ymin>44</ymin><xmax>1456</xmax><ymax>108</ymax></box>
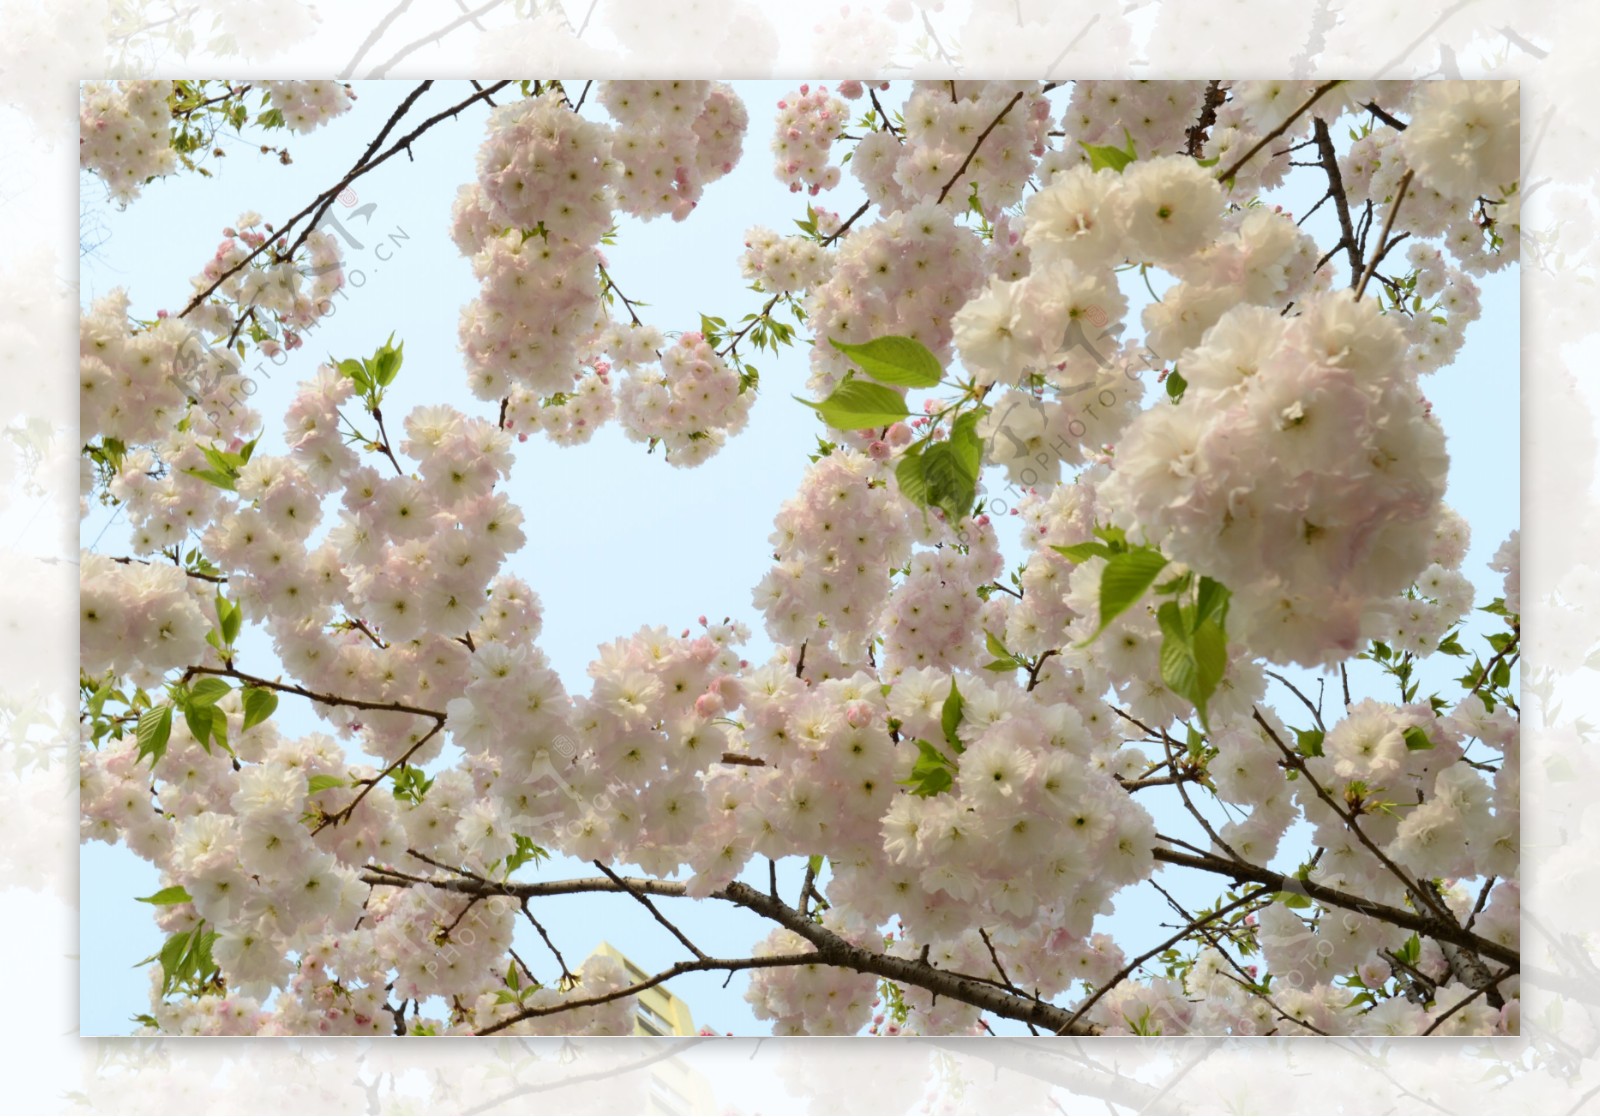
<box><xmin>259</xmin><ymin>80</ymin><xmax>355</xmax><ymax>134</ymax></box>
<box><xmin>601</xmin><ymin>80</ymin><xmax>747</xmax><ymax>221</ymax></box>
<box><xmin>772</xmin><ymin>84</ymin><xmax>846</xmax><ymax>194</ymax></box>
<box><xmin>80</xmin><ymin>80</ymin><xmax>177</xmax><ymax>204</ymax></box>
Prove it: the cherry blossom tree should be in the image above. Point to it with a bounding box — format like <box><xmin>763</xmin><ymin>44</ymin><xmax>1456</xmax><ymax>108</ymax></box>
<box><xmin>79</xmin><ymin>77</ymin><xmax>1520</xmax><ymax>1037</ymax></box>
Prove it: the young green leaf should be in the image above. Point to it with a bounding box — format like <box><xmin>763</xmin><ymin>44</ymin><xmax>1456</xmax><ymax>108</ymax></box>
<box><xmin>136</xmin><ymin>704</ymin><xmax>173</xmax><ymax>767</ymax></box>
<box><xmin>241</xmin><ymin>687</ymin><xmax>278</xmax><ymax>733</ymax></box>
<box><xmin>1402</xmin><ymin>726</ymin><xmax>1435</xmax><ymax>751</ymax></box>
<box><xmin>940</xmin><ymin>679</ymin><xmax>965</xmax><ymax>753</ymax></box>
<box><xmin>827</xmin><ymin>335</ymin><xmax>943</xmax><ymax>388</ymax></box>
<box><xmin>187</xmin><ymin>677</ymin><xmax>232</xmax><ymax>707</ymax></box>
<box><xmin>798</xmin><ymin>379</ymin><xmax>910</xmax><ymax>431</ymax></box>
<box><xmin>1084</xmin><ymin>548</ymin><xmax>1168</xmax><ymax>640</ymax></box>
<box><xmin>135</xmin><ymin>885</ymin><xmax>193</xmax><ymax>906</ymax></box>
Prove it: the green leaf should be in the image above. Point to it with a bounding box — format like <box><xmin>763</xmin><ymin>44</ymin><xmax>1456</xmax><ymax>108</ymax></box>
<box><xmin>1088</xmin><ymin>548</ymin><xmax>1168</xmax><ymax>639</ymax></box>
<box><xmin>807</xmin><ymin>854</ymin><xmax>824</xmax><ymax>876</ymax></box>
<box><xmin>1402</xmin><ymin>726</ymin><xmax>1434</xmax><ymax>752</ymax></box>
<box><xmin>241</xmin><ymin>687</ymin><xmax>278</xmax><ymax>733</ymax></box>
<box><xmin>1153</xmin><ymin>570</ymin><xmax>1193</xmax><ymax>596</ymax></box>
<box><xmin>187</xmin><ymin>678</ymin><xmax>231</xmax><ymax>707</ymax></box>
<box><xmin>1082</xmin><ymin>132</ymin><xmax>1137</xmax><ymax>173</ymax></box>
<box><xmin>1274</xmin><ymin>890</ymin><xmax>1313</xmax><ymax>910</ymax></box>
<box><xmin>984</xmin><ymin>631</ymin><xmax>1011</xmax><ymax>661</ymax></box>
<box><xmin>136</xmin><ymin>886</ymin><xmax>193</xmax><ymax>906</ymax></box>
<box><xmin>1053</xmin><ymin>541</ymin><xmax>1114</xmax><ymax>563</ymax></box>
<box><xmin>371</xmin><ymin>336</ymin><xmax>403</xmax><ymax>387</ymax></box>
<box><xmin>183</xmin><ymin>702</ymin><xmax>215</xmax><ymax>753</ymax></box>
<box><xmin>504</xmin><ymin>833</ymin><xmax>549</xmax><ymax>874</ymax></box>
<box><xmin>136</xmin><ymin>704</ymin><xmax>173</xmax><ymax>768</ymax></box>
<box><xmin>947</xmin><ymin>408</ymin><xmax>986</xmax><ymax>477</ymax></box>
<box><xmin>1165</xmin><ymin>368</ymin><xmax>1188</xmax><ymax>399</ymax></box>
<box><xmin>828</xmin><ymin>335</ymin><xmax>943</xmax><ymax>388</ymax></box>
<box><xmin>308</xmin><ymin>774</ymin><xmax>347</xmax><ymax>794</ymax></box>
<box><xmin>1194</xmin><ymin>576</ymin><xmax>1231</xmax><ymax>628</ymax></box>
<box><xmin>216</xmin><ymin>592</ymin><xmax>241</xmax><ymax>647</ymax></box>
<box><xmin>940</xmin><ymin>679</ymin><xmax>965</xmax><ymax>753</ymax></box>
<box><xmin>901</xmin><ymin>738</ymin><xmax>956</xmax><ymax>798</ymax></box>
<box><xmin>1296</xmin><ymin>727</ymin><xmax>1325</xmax><ymax>758</ymax></box>
<box><xmin>183</xmin><ymin>467</ymin><xmax>237</xmax><ymax>491</ymax></box>
<box><xmin>921</xmin><ymin>440</ymin><xmax>980</xmax><ymax>523</ymax></box>
<box><xmin>798</xmin><ymin>379</ymin><xmax>910</xmax><ymax>431</ymax></box>
<box><xmin>1156</xmin><ymin>603</ymin><xmax>1227</xmax><ymax>727</ymax></box>
<box><xmin>895</xmin><ymin>444</ymin><xmax>929</xmax><ymax>505</ymax></box>
<box><xmin>336</xmin><ymin>357</ymin><xmax>371</xmax><ymax>392</ymax></box>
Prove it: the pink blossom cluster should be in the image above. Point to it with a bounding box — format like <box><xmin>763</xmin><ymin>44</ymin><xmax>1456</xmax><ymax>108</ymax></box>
<box><xmin>855</xmin><ymin>81</ymin><xmax>1051</xmax><ymax>216</ymax></box>
<box><xmin>754</xmin><ymin>449</ymin><xmax>916</xmax><ymax>661</ymax></box>
<box><xmin>1100</xmin><ymin>290</ymin><xmax>1449</xmax><ymax>666</ymax></box>
<box><xmin>771</xmin><ymin>84</ymin><xmax>846</xmax><ymax>194</ymax></box>
<box><xmin>472</xmin><ymin>91</ymin><xmax>619</xmax><ymax>244</ymax></box>
<box><xmin>804</xmin><ymin>202</ymin><xmax>986</xmax><ymax>396</ymax></box>
<box><xmin>614</xmin><ymin>332</ymin><xmax>755</xmax><ymax>466</ymax></box>
<box><xmin>80</xmin><ymin>553</ymin><xmax>211</xmax><ymax>685</ymax></box>
<box><xmin>745</xmin><ymin>925</ymin><xmax>878</xmax><ymax>1034</ymax></box>
<box><xmin>259</xmin><ymin>80</ymin><xmax>355</xmax><ymax>134</ymax></box>
<box><xmin>740</xmin><ymin>225</ymin><xmax>832</xmax><ymax>293</ymax></box>
<box><xmin>80</xmin><ymin>80</ymin><xmax>177</xmax><ymax>204</ymax></box>
<box><xmin>458</xmin><ymin>231</ymin><xmax>604</xmax><ymax>401</ymax></box>
<box><xmin>601</xmin><ymin>80</ymin><xmax>747</xmax><ymax>221</ymax></box>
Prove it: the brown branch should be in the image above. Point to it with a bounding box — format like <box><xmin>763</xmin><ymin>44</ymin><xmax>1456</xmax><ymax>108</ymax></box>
<box><xmin>520</xmin><ymin>898</ymin><xmax>574</xmax><ymax>983</ymax></box>
<box><xmin>111</xmin><ymin>555</ymin><xmax>227</xmax><ymax>584</ymax></box>
<box><xmin>820</xmin><ymin>199</ymin><xmax>871</xmax><ymax>246</ymax></box>
<box><xmin>936</xmin><ymin>89</ymin><xmax>1026</xmax><ymax>204</ymax></box>
<box><xmin>1149</xmin><ymin>847</ymin><xmax>1518</xmax><ymax>969</ymax></box>
<box><xmin>1215</xmin><ymin>80</ymin><xmax>1343</xmax><ymax>184</ymax></box>
<box><xmin>181</xmin><ymin>82</ymin><xmax>512</xmax><ymax>321</ymax></box>
<box><xmin>1421</xmin><ymin>968</ymin><xmax>1515</xmax><ymax>1035</ymax></box>
<box><xmin>361</xmin><ymin>870</ymin><xmax>1104</xmax><ymax>1035</ymax></box>
<box><xmin>315</xmin><ymin>717</ymin><xmax>447</xmax><ymax>833</ymax></box>
<box><xmin>1310</xmin><ymin>116</ymin><xmax>1364</xmax><ymax>286</ymax></box>
<box><xmin>717</xmin><ymin>292</ymin><xmax>783</xmax><ymax>359</ymax></box>
<box><xmin>1184</xmin><ymin>80</ymin><xmax>1226</xmax><ymax>157</ymax></box>
<box><xmin>592</xmin><ymin>861</ymin><xmax>707</xmax><ymax>961</ymax></box>
<box><xmin>1252</xmin><ymin>707</ymin><xmax>1451</xmax><ymax>922</ymax></box>
<box><xmin>181</xmin><ymin>664</ymin><xmax>445</xmax><ymax>721</ymax></box>
<box><xmin>368</xmin><ymin>406</ymin><xmax>407</xmax><ymax>476</ymax></box>
<box><xmin>1026</xmin><ymin>649</ymin><xmax>1057</xmax><ymax>692</ymax></box>
<box><xmin>1364</xmin><ymin>102</ymin><xmax>1409</xmax><ymax>131</ymax></box>
<box><xmin>478</xmin><ymin>951</ymin><xmax>821</xmax><ymax>1035</ymax></box>
<box><xmin>1056</xmin><ymin>886</ymin><xmax>1273</xmax><ymax>1034</ymax></box>
<box><xmin>596</xmin><ymin>262</ymin><xmax>643</xmax><ymax>327</ymax></box>
<box><xmin>1353</xmin><ymin>169</ymin><xmax>1415</xmax><ymax>299</ymax></box>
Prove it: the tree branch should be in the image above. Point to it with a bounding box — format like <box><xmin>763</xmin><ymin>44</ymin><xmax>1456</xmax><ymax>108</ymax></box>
<box><xmin>1215</xmin><ymin>81</ymin><xmax>1343</xmax><ymax>184</ymax></box>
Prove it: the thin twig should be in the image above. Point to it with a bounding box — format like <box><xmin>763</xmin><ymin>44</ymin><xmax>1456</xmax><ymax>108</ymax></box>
<box><xmin>1215</xmin><ymin>81</ymin><xmax>1343</xmax><ymax>184</ymax></box>
<box><xmin>1354</xmin><ymin>169</ymin><xmax>1415</xmax><ymax>299</ymax></box>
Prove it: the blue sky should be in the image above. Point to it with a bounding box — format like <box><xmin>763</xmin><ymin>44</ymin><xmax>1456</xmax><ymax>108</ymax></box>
<box><xmin>80</xmin><ymin>80</ymin><xmax>1518</xmax><ymax>1036</ymax></box>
